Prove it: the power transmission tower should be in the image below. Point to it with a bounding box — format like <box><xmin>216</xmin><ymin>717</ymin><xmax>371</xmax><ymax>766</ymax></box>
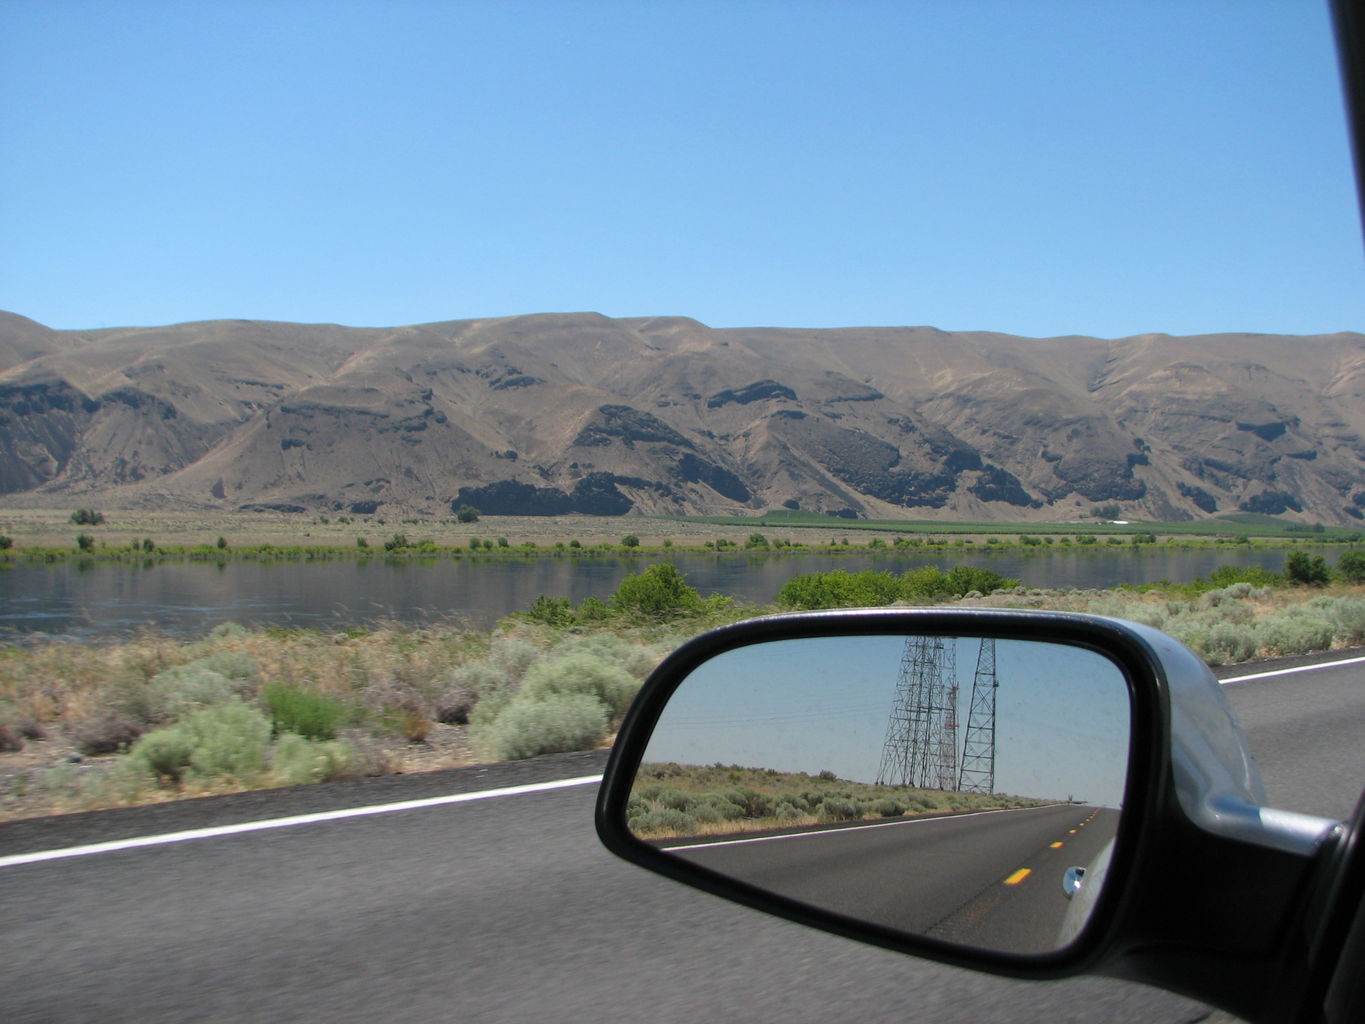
<box><xmin>876</xmin><ymin>636</ymin><xmax>959</xmax><ymax>790</ymax></box>
<box><xmin>958</xmin><ymin>637</ymin><xmax>998</xmax><ymax>794</ymax></box>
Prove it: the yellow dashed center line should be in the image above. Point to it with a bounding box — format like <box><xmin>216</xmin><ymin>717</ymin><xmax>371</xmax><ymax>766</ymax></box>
<box><xmin>1004</xmin><ymin>868</ymin><xmax>1032</xmax><ymax>886</ymax></box>
<box><xmin>1049</xmin><ymin>842</ymin><xmax>1064</xmax><ymax>849</ymax></box>
<box><xmin>1068</xmin><ymin>829</ymin><xmax>1078</xmax><ymax>834</ymax></box>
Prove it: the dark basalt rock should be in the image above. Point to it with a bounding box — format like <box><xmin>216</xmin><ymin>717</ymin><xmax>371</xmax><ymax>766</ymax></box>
<box><xmin>672</xmin><ymin>453</ymin><xmax>751</xmax><ymax>502</ymax></box>
<box><xmin>707</xmin><ymin>380</ymin><xmax>798</xmax><ymax>408</ymax></box>
<box><xmin>969</xmin><ymin>465</ymin><xmax>1035</xmax><ymax>507</ymax></box>
<box><xmin>1239</xmin><ymin>490</ymin><xmax>1304</xmax><ymax>515</ymax></box>
<box><xmin>573</xmin><ymin>405</ymin><xmax>694</xmax><ymax>450</ymax></box>
<box><xmin>1178</xmin><ymin>482</ymin><xmax>1219</xmax><ymax>513</ymax></box>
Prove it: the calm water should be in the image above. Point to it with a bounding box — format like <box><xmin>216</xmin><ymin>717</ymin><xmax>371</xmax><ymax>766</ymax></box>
<box><xmin>0</xmin><ymin>547</ymin><xmax>1315</xmax><ymax>639</ymax></box>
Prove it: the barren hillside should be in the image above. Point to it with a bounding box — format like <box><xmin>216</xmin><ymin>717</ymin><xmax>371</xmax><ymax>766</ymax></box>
<box><xmin>1</xmin><ymin>311</ymin><xmax>1361</xmax><ymax>523</ymax></box>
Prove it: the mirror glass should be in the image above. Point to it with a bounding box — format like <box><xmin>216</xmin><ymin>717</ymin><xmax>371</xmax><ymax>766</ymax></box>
<box><xmin>629</xmin><ymin>634</ymin><xmax>1130</xmax><ymax>955</ymax></box>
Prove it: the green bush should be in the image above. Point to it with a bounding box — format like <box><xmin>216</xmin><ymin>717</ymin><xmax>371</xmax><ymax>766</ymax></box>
<box><xmin>124</xmin><ymin>701</ymin><xmax>272</xmax><ymax>786</ymax></box>
<box><xmin>71</xmin><ymin>508</ymin><xmax>105</xmax><ymax>525</ymax></box>
<box><xmin>1331</xmin><ymin>597</ymin><xmax>1365</xmax><ymax>644</ymax></box>
<box><xmin>0</xmin><ymin>535</ymin><xmax>11</xmax><ymax>550</ymax></box>
<box><xmin>1337</xmin><ymin>549</ymin><xmax>1365</xmax><ymax>584</ymax></box>
<box><xmin>145</xmin><ymin>663</ymin><xmax>238</xmax><ymax>722</ymax></box>
<box><xmin>816</xmin><ymin>797</ymin><xmax>860</xmax><ymax>822</ymax></box>
<box><xmin>76</xmin><ymin>533</ymin><xmax>95</xmax><ymax>552</ymax></box>
<box><xmin>1172</xmin><ymin>621</ymin><xmax>1258</xmax><ymax>665</ymax></box>
<box><xmin>270</xmin><ymin>732</ymin><xmax>358</xmax><ymax>785</ymax></box>
<box><xmin>263</xmin><ymin>683</ymin><xmax>349</xmax><ymax>740</ymax></box>
<box><xmin>1285</xmin><ymin>550</ymin><xmax>1330</xmax><ymax>586</ymax></box>
<box><xmin>526</xmin><ymin>595</ymin><xmax>575</xmax><ymax>625</ymax></box>
<box><xmin>1260</xmin><ymin>609</ymin><xmax>1335</xmax><ymax>655</ymax></box>
<box><xmin>478</xmin><ymin>692</ymin><xmax>609</xmax><ymax>760</ymax></box>
<box><xmin>611</xmin><ymin>563</ymin><xmax>704</xmax><ymax>620</ymax></box>
<box><xmin>517</xmin><ymin>651</ymin><xmax>639</xmax><ymax>722</ymax></box>
<box><xmin>629</xmin><ymin>807</ymin><xmax>699</xmax><ymax>835</ymax></box>
<box><xmin>621</xmin><ymin>534</ymin><xmax>640</xmax><ymax>548</ymax></box>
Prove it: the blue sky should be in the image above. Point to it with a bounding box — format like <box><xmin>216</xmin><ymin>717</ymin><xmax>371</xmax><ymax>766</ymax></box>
<box><xmin>642</xmin><ymin>635</ymin><xmax>1131</xmax><ymax>807</ymax></box>
<box><xmin>2</xmin><ymin>0</ymin><xmax>1361</xmax><ymax>338</ymax></box>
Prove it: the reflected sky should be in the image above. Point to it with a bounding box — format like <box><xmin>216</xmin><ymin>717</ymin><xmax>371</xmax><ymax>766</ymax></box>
<box><xmin>641</xmin><ymin>635</ymin><xmax>1130</xmax><ymax>807</ymax></box>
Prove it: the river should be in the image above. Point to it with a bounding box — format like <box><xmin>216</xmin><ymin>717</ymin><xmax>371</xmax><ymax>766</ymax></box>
<box><xmin>0</xmin><ymin>546</ymin><xmax>1322</xmax><ymax>639</ymax></box>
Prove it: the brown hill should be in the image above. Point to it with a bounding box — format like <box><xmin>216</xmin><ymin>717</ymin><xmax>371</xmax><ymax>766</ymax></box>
<box><xmin>0</xmin><ymin>312</ymin><xmax>1361</xmax><ymax>523</ymax></box>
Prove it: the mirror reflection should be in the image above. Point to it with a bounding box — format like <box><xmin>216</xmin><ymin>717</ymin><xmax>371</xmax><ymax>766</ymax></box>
<box><xmin>629</xmin><ymin>634</ymin><xmax>1130</xmax><ymax>955</ymax></box>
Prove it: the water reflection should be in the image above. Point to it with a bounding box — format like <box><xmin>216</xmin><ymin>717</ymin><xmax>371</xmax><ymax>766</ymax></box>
<box><xmin>0</xmin><ymin>546</ymin><xmax>1317</xmax><ymax>638</ymax></box>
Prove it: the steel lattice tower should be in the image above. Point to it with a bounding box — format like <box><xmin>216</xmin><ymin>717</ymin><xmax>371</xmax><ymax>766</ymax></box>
<box><xmin>876</xmin><ymin>636</ymin><xmax>959</xmax><ymax>790</ymax></box>
<box><xmin>957</xmin><ymin>638</ymin><xmax>998</xmax><ymax>794</ymax></box>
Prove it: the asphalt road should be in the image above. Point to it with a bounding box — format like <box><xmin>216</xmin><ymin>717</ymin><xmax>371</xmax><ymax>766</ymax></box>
<box><xmin>1</xmin><ymin>650</ymin><xmax>1361</xmax><ymax>1023</ymax></box>
<box><xmin>670</xmin><ymin>804</ymin><xmax>1118</xmax><ymax>953</ymax></box>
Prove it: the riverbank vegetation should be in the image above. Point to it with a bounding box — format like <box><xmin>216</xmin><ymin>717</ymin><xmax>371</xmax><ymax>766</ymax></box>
<box><xmin>1</xmin><ymin>552</ymin><xmax>1363</xmax><ymax>821</ymax></box>
<box><xmin>0</xmin><ymin>507</ymin><xmax>1361</xmax><ymax>567</ymax></box>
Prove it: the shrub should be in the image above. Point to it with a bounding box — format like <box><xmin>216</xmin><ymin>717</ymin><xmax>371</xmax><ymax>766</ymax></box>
<box><xmin>518</xmin><ymin>652</ymin><xmax>639</xmax><ymax>722</ymax></box>
<box><xmin>1260</xmin><ymin>609</ymin><xmax>1335</xmax><ymax>655</ymax></box>
<box><xmin>1337</xmin><ymin>549</ymin><xmax>1365</xmax><ymax>584</ymax></box>
<box><xmin>1172</xmin><ymin>621</ymin><xmax>1258</xmax><ymax>665</ymax></box>
<box><xmin>779</xmin><ymin>569</ymin><xmax>902</xmax><ymax>609</ymax></box>
<box><xmin>578</xmin><ymin>596</ymin><xmax>610</xmax><ymax>621</ymax></box>
<box><xmin>478</xmin><ymin>692</ymin><xmax>609</xmax><ymax>760</ymax></box>
<box><xmin>1285</xmin><ymin>550</ymin><xmax>1330</xmax><ymax>586</ymax></box>
<box><xmin>526</xmin><ymin>595</ymin><xmax>575</xmax><ymax>625</ymax></box>
<box><xmin>271</xmin><ymin>732</ymin><xmax>358</xmax><ymax>785</ymax></box>
<box><xmin>263</xmin><ymin>683</ymin><xmax>349</xmax><ymax>740</ymax></box>
<box><xmin>1331</xmin><ymin>597</ymin><xmax>1365</xmax><ymax>644</ymax></box>
<box><xmin>456</xmin><ymin>504</ymin><xmax>480</xmax><ymax>523</ymax></box>
<box><xmin>0</xmin><ymin>722</ymin><xmax>23</xmax><ymax>752</ymax></box>
<box><xmin>216</xmin><ymin>536</ymin><xmax>228</xmax><ymax>550</ymax></box>
<box><xmin>1207</xmin><ymin>565</ymin><xmax>1279</xmax><ymax>588</ymax></box>
<box><xmin>629</xmin><ymin>807</ymin><xmax>699</xmax><ymax>836</ymax></box>
<box><xmin>816</xmin><ymin>797</ymin><xmax>860</xmax><ymax>822</ymax></box>
<box><xmin>124</xmin><ymin>701</ymin><xmax>272</xmax><ymax>786</ymax></box>
<box><xmin>610</xmin><ymin>563</ymin><xmax>704</xmax><ymax>620</ymax></box>
<box><xmin>145</xmin><ymin>663</ymin><xmax>238</xmax><ymax>722</ymax></box>
<box><xmin>71</xmin><ymin>508</ymin><xmax>105</xmax><ymax>525</ymax></box>
<box><xmin>621</xmin><ymin>534</ymin><xmax>640</xmax><ymax>548</ymax></box>
<box><xmin>0</xmin><ymin>535</ymin><xmax>11</xmax><ymax>550</ymax></box>
<box><xmin>76</xmin><ymin>533</ymin><xmax>95</xmax><ymax>552</ymax></box>
<box><xmin>69</xmin><ymin>710</ymin><xmax>145</xmax><ymax>755</ymax></box>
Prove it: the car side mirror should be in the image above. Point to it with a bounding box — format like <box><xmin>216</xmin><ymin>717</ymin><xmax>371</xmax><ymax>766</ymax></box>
<box><xmin>617</xmin><ymin>629</ymin><xmax>1131</xmax><ymax>957</ymax></box>
<box><xmin>596</xmin><ymin>609</ymin><xmax>1346</xmax><ymax>1022</ymax></box>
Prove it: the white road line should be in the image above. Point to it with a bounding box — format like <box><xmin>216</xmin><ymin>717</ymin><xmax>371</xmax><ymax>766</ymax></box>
<box><xmin>1220</xmin><ymin>654</ymin><xmax>1365</xmax><ymax>686</ymax></box>
<box><xmin>663</xmin><ymin>803</ymin><xmax>1063</xmax><ymax>853</ymax></box>
<box><xmin>0</xmin><ymin>774</ymin><xmax>603</xmax><ymax>870</ymax></box>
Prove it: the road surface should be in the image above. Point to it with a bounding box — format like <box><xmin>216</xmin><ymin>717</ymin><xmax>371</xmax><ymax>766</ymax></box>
<box><xmin>0</xmin><ymin>648</ymin><xmax>1360</xmax><ymax>1023</ymax></box>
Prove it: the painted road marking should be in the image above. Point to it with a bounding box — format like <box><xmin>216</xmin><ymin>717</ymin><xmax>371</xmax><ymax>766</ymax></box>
<box><xmin>1050</xmin><ymin>842</ymin><xmax>1064</xmax><ymax>849</ymax></box>
<box><xmin>1221</xmin><ymin>654</ymin><xmax>1365</xmax><ymax>686</ymax></box>
<box><xmin>665</xmin><ymin>803</ymin><xmax>1060</xmax><ymax>853</ymax></box>
<box><xmin>0</xmin><ymin>775</ymin><xmax>604</xmax><ymax>870</ymax></box>
<box><xmin>1004</xmin><ymin>868</ymin><xmax>1032</xmax><ymax>885</ymax></box>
